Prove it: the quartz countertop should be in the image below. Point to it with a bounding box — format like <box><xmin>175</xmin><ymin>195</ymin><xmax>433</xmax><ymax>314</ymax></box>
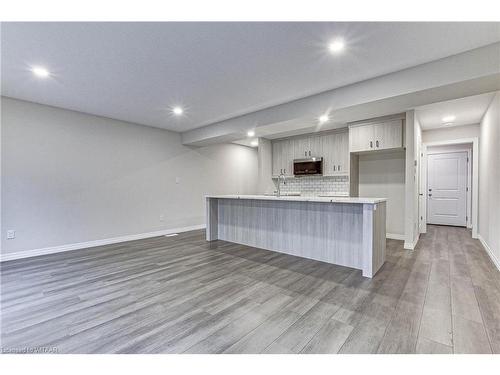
<box><xmin>206</xmin><ymin>194</ymin><xmax>387</xmax><ymax>204</ymax></box>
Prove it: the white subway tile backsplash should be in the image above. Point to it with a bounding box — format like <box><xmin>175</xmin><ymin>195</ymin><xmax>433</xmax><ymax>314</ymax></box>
<box><xmin>274</xmin><ymin>176</ymin><xmax>349</xmax><ymax>196</ymax></box>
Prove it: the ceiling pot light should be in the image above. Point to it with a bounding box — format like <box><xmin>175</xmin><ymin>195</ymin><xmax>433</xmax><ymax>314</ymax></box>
<box><xmin>247</xmin><ymin>130</ymin><xmax>255</xmax><ymax>137</ymax></box>
<box><xmin>328</xmin><ymin>39</ymin><xmax>345</xmax><ymax>53</ymax></box>
<box><xmin>250</xmin><ymin>140</ymin><xmax>258</xmax><ymax>147</ymax></box>
<box><xmin>31</xmin><ymin>66</ymin><xmax>50</xmax><ymax>78</ymax></box>
<box><xmin>172</xmin><ymin>107</ymin><xmax>183</xmax><ymax>115</ymax></box>
<box><xmin>442</xmin><ymin>115</ymin><xmax>455</xmax><ymax>123</ymax></box>
<box><xmin>319</xmin><ymin>115</ymin><xmax>329</xmax><ymax>124</ymax></box>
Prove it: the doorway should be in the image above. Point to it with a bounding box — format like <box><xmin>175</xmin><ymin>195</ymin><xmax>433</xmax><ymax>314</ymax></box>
<box><xmin>427</xmin><ymin>151</ymin><xmax>468</xmax><ymax>226</ymax></box>
<box><xmin>421</xmin><ymin>140</ymin><xmax>477</xmax><ymax>236</ymax></box>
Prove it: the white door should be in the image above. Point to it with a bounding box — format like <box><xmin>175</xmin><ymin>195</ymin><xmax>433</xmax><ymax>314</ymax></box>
<box><xmin>427</xmin><ymin>152</ymin><xmax>467</xmax><ymax>226</ymax></box>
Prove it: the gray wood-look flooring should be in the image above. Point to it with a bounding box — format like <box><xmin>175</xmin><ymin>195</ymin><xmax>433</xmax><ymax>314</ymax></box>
<box><xmin>1</xmin><ymin>225</ymin><xmax>499</xmax><ymax>354</ymax></box>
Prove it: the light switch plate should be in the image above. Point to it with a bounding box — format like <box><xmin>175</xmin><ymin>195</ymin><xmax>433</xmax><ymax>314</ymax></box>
<box><xmin>7</xmin><ymin>230</ymin><xmax>15</xmax><ymax>239</ymax></box>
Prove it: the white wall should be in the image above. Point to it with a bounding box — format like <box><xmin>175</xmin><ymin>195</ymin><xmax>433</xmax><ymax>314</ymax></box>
<box><xmin>1</xmin><ymin>97</ymin><xmax>258</xmax><ymax>255</ymax></box>
<box><xmin>414</xmin><ymin>115</ymin><xmax>422</xmax><ymax>240</ymax></box>
<box><xmin>422</xmin><ymin>124</ymin><xmax>480</xmax><ymax>143</ymax></box>
<box><xmin>478</xmin><ymin>92</ymin><xmax>500</xmax><ymax>269</ymax></box>
<box><xmin>403</xmin><ymin>110</ymin><xmax>420</xmax><ymax>249</ymax></box>
<box><xmin>358</xmin><ymin>151</ymin><xmax>406</xmax><ymax>238</ymax></box>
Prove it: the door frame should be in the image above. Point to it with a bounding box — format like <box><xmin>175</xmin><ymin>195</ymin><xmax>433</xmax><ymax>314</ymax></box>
<box><xmin>427</xmin><ymin>150</ymin><xmax>469</xmax><ymax>227</ymax></box>
<box><xmin>421</xmin><ymin>137</ymin><xmax>479</xmax><ymax>238</ymax></box>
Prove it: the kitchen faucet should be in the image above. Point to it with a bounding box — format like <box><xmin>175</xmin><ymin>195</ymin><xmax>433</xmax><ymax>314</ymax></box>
<box><xmin>277</xmin><ymin>171</ymin><xmax>286</xmax><ymax>197</ymax></box>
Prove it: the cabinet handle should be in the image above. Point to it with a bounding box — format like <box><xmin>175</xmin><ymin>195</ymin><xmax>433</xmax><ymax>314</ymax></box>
<box><xmin>338</xmin><ymin>165</ymin><xmax>341</xmax><ymax>171</ymax></box>
<box><xmin>376</xmin><ymin>140</ymin><xmax>379</xmax><ymax>148</ymax></box>
<box><xmin>333</xmin><ymin>165</ymin><xmax>336</xmax><ymax>171</ymax></box>
<box><xmin>370</xmin><ymin>141</ymin><xmax>373</xmax><ymax>148</ymax></box>
<box><xmin>284</xmin><ymin>169</ymin><xmax>286</xmax><ymax>174</ymax></box>
<box><xmin>280</xmin><ymin>169</ymin><xmax>282</xmax><ymax>174</ymax></box>
<box><xmin>309</xmin><ymin>150</ymin><xmax>311</xmax><ymax>156</ymax></box>
<box><xmin>305</xmin><ymin>151</ymin><xmax>307</xmax><ymax>156</ymax></box>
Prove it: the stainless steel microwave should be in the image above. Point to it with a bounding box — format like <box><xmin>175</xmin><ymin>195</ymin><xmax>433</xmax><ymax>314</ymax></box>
<box><xmin>293</xmin><ymin>157</ymin><xmax>323</xmax><ymax>176</ymax></box>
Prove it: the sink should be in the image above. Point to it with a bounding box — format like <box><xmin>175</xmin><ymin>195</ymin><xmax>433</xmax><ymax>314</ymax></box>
<box><xmin>317</xmin><ymin>194</ymin><xmax>350</xmax><ymax>197</ymax></box>
<box><xmin>263</xmin><ymin>192</ymin><xmax>301</xmax><ymax>197</ymax></box>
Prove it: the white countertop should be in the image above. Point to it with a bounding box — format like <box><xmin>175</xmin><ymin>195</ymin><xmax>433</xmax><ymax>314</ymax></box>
<box><xmin>206</xmin><ymin>194</ymin><xmax>387</xmax><ymax>204</ymax></box>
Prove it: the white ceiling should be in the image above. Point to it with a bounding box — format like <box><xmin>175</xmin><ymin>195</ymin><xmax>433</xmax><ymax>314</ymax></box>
<box><xmin>416</xmin><ymin>92</ymin><xmax>496</xmax><ymax>130</ymax></box>
<box><xmin>2</xmin><ymin>22</ymin><xmax>500</xmax><ymax>132</ymax></box>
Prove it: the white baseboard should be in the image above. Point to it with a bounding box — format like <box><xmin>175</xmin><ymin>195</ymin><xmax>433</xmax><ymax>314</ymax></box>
<box><xmin>404</xmin><ymin>235</ymin><xmax>420</xmax><ymax>250</ymax></box>
<box><xmin>386</xmin><ymin>233</ymin><xmax>405</xmax><ymax>241</ymax></box>
<box><xmin>478</xmin><ymin>234</ymin><xmax>500</xmax><ymax>272</ymax></box>
<box><xmin>0</xmin><ymin>224</ymin><xmax>206</xmax><ymax>262</ymax></box>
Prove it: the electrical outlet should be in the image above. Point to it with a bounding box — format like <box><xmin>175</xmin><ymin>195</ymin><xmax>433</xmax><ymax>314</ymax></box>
<box><xmin>7</xmin><ymin>230</ymin><xmax>16</xmax><ymax>240</ymax></box>
<box><xmin>159</xmin><ymin>214</ymin><xmax>164</xmax><ymax>222</ymax></box>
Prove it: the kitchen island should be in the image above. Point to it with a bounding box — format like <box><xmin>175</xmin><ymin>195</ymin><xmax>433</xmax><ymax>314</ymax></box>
<box><xmin>206</xmin><ymin>195</ymin><xmax>387</xmax><ymax>277</ymax></box>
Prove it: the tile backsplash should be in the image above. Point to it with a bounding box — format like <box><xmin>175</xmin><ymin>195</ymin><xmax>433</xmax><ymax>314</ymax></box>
<box><xmin>273</xmin><ymin>175</ymin><xmax>349</xmax><ymax>196</ymax></box>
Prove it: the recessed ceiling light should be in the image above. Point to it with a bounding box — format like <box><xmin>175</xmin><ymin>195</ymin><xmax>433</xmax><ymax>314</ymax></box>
<box><xmin>319</xmin><ymin>115</ymin><xmax>329</xmax><ymax>124</ymax></box>
<box><xmin>250</xmin><ymin>140</ymin><xmax>258</xmax><ymax>147</ymax></box>
<box><xmin>247</xmin><ymin>130</ymin><xmax>255</xmax><ymax>137</ymax></box>
<box><xmin>31</xmin><ymin>66</ymin><xmax>50</xmax><ymax>78</ymax></box>
<box><xmin>328</xmin><ymin>39</ymin><xmax>345</xmax><ymax>53</ymax></box>
<box><xmin>442</xmin><ymin>115</ymin><xmax>455</xmax><ymax>123</ymax></box>
<box><xmin>172</xmin><ymin>107</ymin><xmax>183</xmax><ymax>115</ymax></box>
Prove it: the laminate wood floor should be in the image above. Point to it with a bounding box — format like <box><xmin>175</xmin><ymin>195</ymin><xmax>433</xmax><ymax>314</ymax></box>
<box><xmin>1</xmin><ymin>225</ymin><xmax>499</xmax><ymax>354</ymax></box>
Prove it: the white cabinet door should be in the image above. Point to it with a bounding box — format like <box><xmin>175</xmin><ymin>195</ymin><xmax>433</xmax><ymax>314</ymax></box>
<box><xmin>282</xmin><ymin>139</ymin><xmax>294</xmax><ymax>177</ymax></box>
<box><xmin>373</xmin><ymin>120</ymin><xmax>403</xmax><ymax>150</ymax></box>
<box><xmin>309</xmin><ymin>135</ymin><xmax>323</xmax><ymax>157</ymax></box>
<box><xmin>321</xmin><ymin>131</ymin><xmax>349</xmax><ymax>176</ymax></box>
<box><xmin>293</xmin><ymin>137</ymin><xmax>310</xmax><ymax>159</ymax></box>
<box><xmin>336</xmin><ymin>131</ymin><xmax>349</xmax><ymax>174</ymax></box>
<box><xmin>272</xmin><ymin>140</ymin><xmax>282</xmax><ymax>177</ymax></box>
<box><xmin>272</xmin><ymin>139</ymin><xmax>294</xmax><ymax>177</ymax></box>
<box><xmin>349</xmin><ymin>124</ymin><xmax>374</xmax><ymax>152</ymax></box>
<box><xmin>321</xmin><ymin>133</ymin><xmax>336</xmax><ymax>175</ymax></box>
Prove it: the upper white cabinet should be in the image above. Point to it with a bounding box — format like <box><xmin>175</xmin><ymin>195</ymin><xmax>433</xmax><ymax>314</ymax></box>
<box><xmin>322</xmin><ymin>131</ymin><xmax>348</xmax><ymax>175</ymax></box>
<box><xmin>349</xmin><ymin>119</ymin><xmax>404</xmax><ymax>153</ymax></box>
<box><xmin>272</xmin><ymin>139</ymin><xmax>294</xmax><ymax>177</ymax></box>
<box><xmin>272</xmin><ymin>131</ymin><xmax>348</xmax><ymax>177</ymax></box>
<box><xmin>293</xmin><ymin>135</ymin><xmax>323</xmax><ymax>159</ymax></box>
